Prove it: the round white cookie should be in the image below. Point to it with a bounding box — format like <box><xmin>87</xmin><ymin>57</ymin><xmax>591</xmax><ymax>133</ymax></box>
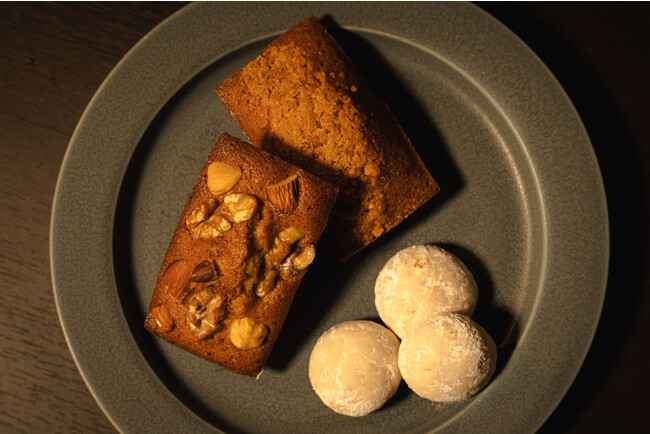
<box><xmin>375</xmin><ymin>245</ymin><xmax>478</xmax><ymax>339</ymax></box>
<box><xmin>309</xmin><ymin>320</ymin><xmax>401</xmax><ymax>417</ymax></box>
<box><xmin>398</xmin><ymin>313</ymin><xmax>497</xmax><ymax>402</ymax></box>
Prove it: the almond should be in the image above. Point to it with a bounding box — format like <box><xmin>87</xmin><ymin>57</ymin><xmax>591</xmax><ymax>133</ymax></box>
<box><xmin>190</xmin><ymin>261</ymin><xmax>216</xmax><ymax>282</ymax></box>
<box><xmin>207</xmin><ymin>162</ymin><xmax>241</xmax><ymax>196</ymax></box>
<box><xmin>151</xmin><ymin>305</ymin><xmax>174</xmax><ymax>332</ymax></box>
<box><xmin>266</xmin><ymin>174</ymin><xmax>298</xmax><ymax>213</ymax></box>
<box><xmin>160</xmin><ymin>259</ymin><xmax>190</xmax><ymax>299</ymax></box>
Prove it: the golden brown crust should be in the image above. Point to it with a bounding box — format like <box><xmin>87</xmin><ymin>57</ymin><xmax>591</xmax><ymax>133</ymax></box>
<box><xmin>144</xmin><ymin>133</ymin><xmax>338</xmax><ymax>377</ymax></box>
<box><xmin>216</xmin><ymin>16</ymin><xmax>439</xmax><ymax>261</ymax></box>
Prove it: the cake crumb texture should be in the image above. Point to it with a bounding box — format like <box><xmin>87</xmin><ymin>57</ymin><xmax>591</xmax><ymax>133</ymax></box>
<box><xmin>216</xmin><ymin>16</ymin><xmax>439</xmax><ymax>260</ymax></box>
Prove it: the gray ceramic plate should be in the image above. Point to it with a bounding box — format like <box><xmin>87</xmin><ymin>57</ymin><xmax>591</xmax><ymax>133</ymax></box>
<box><xmin>51</xmin><ymin>3</ymin><xmax>608</xmax><ymax>433</ymax></box>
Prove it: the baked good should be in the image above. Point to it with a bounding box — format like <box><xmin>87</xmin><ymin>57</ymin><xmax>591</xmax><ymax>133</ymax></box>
<box><xmin>374</xmin><ymin>245</ymin><xmax>478</xmax><ymax>339</ymax></box>
<box><xmin>309</xmin><ymin>321</ymin><xmax>401</xmax><ymax>416</ymax></box>
<box><xmin>144</xmin><ymin>133</ymin><xmax>338</xmax><ymax>377</ymax></box>
<box><xmin>398</xmin><ymin>313</ymin><xmax>497</xmax><ymax>402</ymax></box>
<box><xmin>216</xmin><ymin>16</ymin><xmax>439</xmax><ymax>261</ymax></box>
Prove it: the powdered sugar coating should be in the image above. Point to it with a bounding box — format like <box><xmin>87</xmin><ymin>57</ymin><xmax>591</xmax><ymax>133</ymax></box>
<box><xmin>374</xmin><ymin>245</ymin><xmax>478</xmax><ymax>339</ymax></box>
<box><xmin>309</xmin><ymin>321</ymin><xmax>401</xmax><ymax>416</ymax></box>
<box><xmin>398</xmin><ymin>313</ymin><xmax>497</xmax><ymax>402</ymax></box>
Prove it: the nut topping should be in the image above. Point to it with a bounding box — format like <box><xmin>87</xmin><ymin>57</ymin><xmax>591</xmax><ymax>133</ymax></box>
<box><xmin>278</xmin><ymin>244</ymin><xmax>316</xmax><ymax>279</ymax></box>
<box><xmin>151</xmin><ymin>305</ymin><xmax>174</xmax><ymax>333</ymax></box>
<box><xmin>189</xmin><ymin>261</ymin><xmax>217</xmax><ymax>282</ymax></box>
<box><xmin>230</xmin><ymin>317</ymin><xmax>268</xmax><ymax>350</ymax></box>
<box><xmin>266</xmin><ymin>174</ymin><xmax>298</xmax><ymax>213</ymax></box>
<box><xmin>207</xmin><ymin>162</ymin><xmax>241</xmax><ymax>196</ymax></box>
<box><xmin>222</xmin><ymin>194</ymin><xmax>258</xmax><ymax>223</ymax></box>
<box><xmin>187</xmin><ymin>287</ymin><xmax>225</xmax><ymax>340</ymax></box>
<box><xmin>265</xmin><ymin>238</ymin><xmax>291</xmax><ymax>267</ymax></box>
<box><xmin>187</xmin><ymin>286</ymin><xmax>216</xmax><ymax>315</ymax></box>
<box><xmin>255</xmin><ymin>268</ymin><xmax>278</xmax><ymax>298</ymax></box>
<box><xmin>190</xmin><ymin>213</ymin><xmax>232</xmax><ymax>240</ymax></box>
<box><xmin>160</xmin><ymin>260</ymin><xmax>190</xmax><ymax>299</ymax></box>
<box><xmin>277</xmin><ymin>226</ymin><xmax>305</xmax><ymax>245</ymax></box>
<box><xmin>267</xmin><ymin>227</ymin><xmax>305</xmax><ymax>268</ymax></box>
<box><xmin>292</xmin><ymin>244</ymin><xmax>316</xmax><ymax>270</ymax></box>
<box><xmin>278</xmin><ymin>260</ymin><xmax>300</xmax><ymax>279</ymax></box>
<box><xmin>186</xmin><ymin>199</ymin><xmax>218</xmax><ymax>229</ymax></box>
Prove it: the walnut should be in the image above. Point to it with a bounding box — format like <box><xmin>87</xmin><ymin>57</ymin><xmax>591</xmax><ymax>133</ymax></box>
<box><xmin>292</xmin><ymin>244</ymin><xmax>316</xmax><ymax>270</ymax></box>
<box><xmin>190</xmin><ymin>213</ymin><xmax>232</xmax><ymax>240</ymax></box>
<box><xmin>252</xmin><ymin>226</ymin><xmax>308</xmax><ymax>295</ymax></box>
<box><xmin>185</xmin><ymin>199</ymin><xmax>218</xmax><ymax>229</ymax></box>
<box><xmin>277</xmin><ymin>226</ymin><xmax>305</xmax><ymax>244</ymax></box>
<box><xmin>278</xmin><ymin>244</ymin><xmax>316</xmax><ymax>279</ymax></box>
<box><xmin>254</xmin><ymin>268</ymin><xmax>278</xmax><ymax>298</ymax></box>
<box><xmin>265</xmin><ymin>238</ymin><xmax>291</xmax><ymax>266</ymax></box>
<box><xmin>230</xmin><ymin>317</ymin><xmax>268</xmax><ymax>350</ymax></box>
<box><xmin>265</xmin><ymin>226</ymin><xmax>304</xmax><ymax>267</ymax></box>
<box><xmin>222</xmin><ymin>193</ymin><xmax>258</xmax><ymax>223</ymax></box>
<box><xmin>186</xmin><ymin>287</ymin><xmax>225</xmax><ymax>340</ymax></box>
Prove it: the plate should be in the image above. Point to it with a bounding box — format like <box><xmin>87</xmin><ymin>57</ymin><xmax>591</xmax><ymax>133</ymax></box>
<box><xmin>50</xmin><ymin>3</ymin><xmax>608</xmax><ymax>433</ymax></box>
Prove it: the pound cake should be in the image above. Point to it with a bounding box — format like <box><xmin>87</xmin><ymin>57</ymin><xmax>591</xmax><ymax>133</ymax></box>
<box><xmin>216</xmin><ymin>16</ymin><xmax>439</xmax><ymax>261</ymax></box>
<box><xmin>144</xmin><ymin>133</ymin><xmax>338</xmax><ymax>377</ymax></box>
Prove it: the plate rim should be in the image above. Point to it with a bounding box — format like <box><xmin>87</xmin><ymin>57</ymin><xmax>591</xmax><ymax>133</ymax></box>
<box><xmin>50</xmin><ymin>2</ymin><xmax>609</xmax><ymax>433</ymax></box>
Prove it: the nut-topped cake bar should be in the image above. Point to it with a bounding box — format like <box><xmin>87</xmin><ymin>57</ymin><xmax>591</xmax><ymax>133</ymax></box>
<box><xmin>144</xmin><ymin>133</ymin><xmax>338</xmax><ymax>377</ymax></box>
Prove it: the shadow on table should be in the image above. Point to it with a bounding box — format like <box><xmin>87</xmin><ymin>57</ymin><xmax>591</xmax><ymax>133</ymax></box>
<box><xmin>479</xmin><ymin>3</ymin><xmax>648</xmax><ymax>431</ymax></box>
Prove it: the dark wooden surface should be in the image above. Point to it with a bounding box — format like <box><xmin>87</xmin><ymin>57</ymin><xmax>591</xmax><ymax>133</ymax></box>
<box><xmin>1</xmin><ymin>3</ymin><xmax>648</xmax><ymax>433</ymax></box>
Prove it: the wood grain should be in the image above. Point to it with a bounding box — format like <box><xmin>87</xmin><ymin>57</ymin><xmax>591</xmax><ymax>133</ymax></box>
<box><xmin>0</xmin><ymin>3</ymin><xmax>648</xmax><ymax>433</ymax></box>
<box><xmin>0</xmin><ymin>4</ymin><xmax>185</xmax><ymax>433</ymax></box>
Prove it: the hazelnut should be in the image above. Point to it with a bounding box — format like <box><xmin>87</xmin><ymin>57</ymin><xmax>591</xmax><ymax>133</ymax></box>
<box><xmin>230</xmin><ymin>317</ymin><xmax>268</xmax><ymax>350</ymax></box>
<box><xmin>222</xmin><ymin>193</ymin><xmax>258</xmax><ymax>223</ymax></box>
<box><xmin>207</xmin><ymin>162</ymin><xmax>241</xmax><ymax>196</ymax></box>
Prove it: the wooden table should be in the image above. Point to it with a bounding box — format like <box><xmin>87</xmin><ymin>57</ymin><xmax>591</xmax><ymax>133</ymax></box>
<box><xmin>1</xmin><ymin>3</ymin><xmax>648</xmax><ymax>432</ymax></box>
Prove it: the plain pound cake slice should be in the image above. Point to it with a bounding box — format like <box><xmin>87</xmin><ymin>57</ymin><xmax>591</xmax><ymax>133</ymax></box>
<box><xmin>216</xmin><ymin>16</ymin><xmax>439</xmax><ymax>261</ymax></box>
<box><xmin>144</xmin><ymin>133</ymin><xmax>338</xmax><ymax>377</ymax></box>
